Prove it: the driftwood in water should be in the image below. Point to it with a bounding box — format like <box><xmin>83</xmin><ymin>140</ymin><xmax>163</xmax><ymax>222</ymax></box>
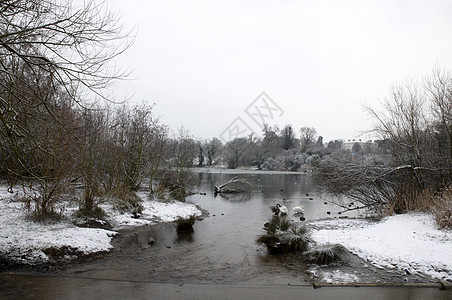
<box><xmin>214</xmin><ymin>176</ymin><xmax>252</xmax><ymax>194</ymax></box>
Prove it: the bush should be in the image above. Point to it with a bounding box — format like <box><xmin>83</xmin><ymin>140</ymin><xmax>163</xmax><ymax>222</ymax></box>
<box><xmin>263</xmin><ymin>215</ymin><xmax>291</xmax><ymax>233</ymax></box>
<box><xmin>169</xmin><ymin>184</ymin><xmax>187</xmax><ymax>201</ymax></box>
<box><xmin>111</xmin><ymin>188</ymin><xmax>143</xmax><ymax>214</ymax></box>
<box><xmin>18</xmin><ymin>185</ymin><xmax>70</xmax><ymax>222</ymax></box>
<box><xmin>157</xmin><ymin>169</ymin><xmax>195</xmax><ymax>202</ymax></box>
<box><xmin>176</xmin><ymin>215</ymin><xmax>196</xmax><ymax>233</ymax></box>
<box><xmin>261</xmin><ymin>157</ymin><xmax>277</xmax><ymax>171</ymax></box>
<box><xmin>76</xmin><ymin>205</ymin><xmax>106</xmax><ymax>219</ymax></box>
<box><xmin>257</xmin><ymin>216</ymin><xmax>312</xmax><ymax>255</ymax></box>
<box><xmin>305</xmin><ymin>243</ymin><xmax>349</xmax><ymax>265</ymax></box>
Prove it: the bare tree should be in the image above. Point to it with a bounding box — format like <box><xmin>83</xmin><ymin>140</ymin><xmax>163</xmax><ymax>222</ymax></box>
<box><xmin>206</xmin><ymin>137</ymin><xmax>222</xmax><ymax>166</ymax></box>
<box><xmin>0</xmin><ymin>53</ymin><xmax>80</xmax><ymax>218</ymax></box>
<box><xmin>262</xmin><ymin>124</ymin><xmax>281</xmax><ymax>156</ymax></box>
<box><xmin>0</xmin><ymin>1</ymin><xmax>132</xmax><ymax>218</ymax></box>
<box><xmin>316</xmin><ymin>153</ymin><xmax>398</xmax><ymax>214</ymax></box>
<box><xmin>146</xmin><ymin>123</ymin><xmax>169</xmax><ymax>193</ymax></box>
<box><xmin>0</xmin><ymin>0</ymin><xmax>132</xmax><ymax>101</ymax></box>
<box><xmin>366</xmin><ymin>82</ymin><xmax>434</xmax><ymax>210</ymax></box>
<box><xmin>318</xmin><ymin>78</ymin><xmax>444</xmax><ymax>214</ymax></box>
<box><xmin>76</xmin><ymin>106</ymin><xmax>110</xmax><ymax>215</ymax></box>
<box><xmin>300</xmin><ymin>127</ymin><xmax>317</xmax><ymax>152</ymax></box>
<box><xmin>163</xmin><ymin>129</ymin><xmax>197</xmax><ymax>200</ymax></box>
<box><xmin>351</xmin><ymin>142</ymin><xmax>362</xmax><ymax>154</ymax></box>
<box><xmin>248</xmin><ymin>137</ymin><xmax>269</xmax><ymax>170</ymax></box>
<box><xmin>367</xmin><ymin>83</ymin><xmax>429</xmax><ymax>165</ymax></box>
<box><xmin>425</xmin><ymin>67</ymin><xmax>452</xmax><ymax>181</ymax></box>
<box><xmin>224</xmin><ymin>137</ymin><xmax>248</xmax><ymax>169</ymax></box>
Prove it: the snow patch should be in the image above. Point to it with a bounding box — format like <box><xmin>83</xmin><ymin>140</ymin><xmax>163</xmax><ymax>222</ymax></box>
<box><xmin>103</xmin><ymin>191</ymin><xmax>202</xmax><ymax>229</ymax></box>
<box><xmin>0</xmin><ymin>187</ymin><xmax>202</xmax><ymax>264</ymax></box>
<box><xmin>0</xmin><ymin>197</ymin><xmax>116</xmax><ymax>263</ymax></box>
<box><xmin>310</xmin><ymin>213</ymin><xmax>452</xmax><ymax>281</ymax></box>
<box><xmin>320</xmin><ymin>270</ymin><xmax>361</xmax><ymax>284</ymax></box>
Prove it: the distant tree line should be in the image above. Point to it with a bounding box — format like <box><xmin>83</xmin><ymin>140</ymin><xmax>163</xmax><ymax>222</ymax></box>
<box><xmin>196</xmin><ymin>124</ymin><xmax>370</xmax><ymax>171</ymax></box>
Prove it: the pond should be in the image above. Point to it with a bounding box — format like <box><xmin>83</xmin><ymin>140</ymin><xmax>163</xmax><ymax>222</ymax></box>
<box><xmin>53</xmin><ymin>169</ymin><xmax>357</xmax><ymax>285</ymax></box>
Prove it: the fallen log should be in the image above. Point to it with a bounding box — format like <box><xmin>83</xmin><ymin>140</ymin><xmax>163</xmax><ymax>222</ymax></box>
<box><xmin>214</xmin><ymin>176</ymin><xmax>252</xmax><ymax>194</ymax></box>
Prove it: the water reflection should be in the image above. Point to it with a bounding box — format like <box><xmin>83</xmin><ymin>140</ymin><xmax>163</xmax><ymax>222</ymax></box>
<box><xmin>176</xmin><ymin>231</ymin><xmax>194</xmax><ymax>243</ymax></box>
<box><xmin>189</xmin><ymin>170</ymin><xmax>361</xmax><ymax>221</ymax></box>
<box><xmin>214</xmin><ymin>192</ymin><xmax>252</xmax><ymax>202</ymax></box>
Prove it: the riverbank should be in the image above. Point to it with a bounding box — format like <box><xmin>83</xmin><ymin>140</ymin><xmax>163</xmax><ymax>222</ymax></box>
<box><xmin>307</xmin><ymin>213</ymin><xmax>452</xmax><ymax>283</ymax></box>
<box><xmin>0</xmin><ymin>187</ymin><xmax>202</xmax><ymax>268</ymax></box>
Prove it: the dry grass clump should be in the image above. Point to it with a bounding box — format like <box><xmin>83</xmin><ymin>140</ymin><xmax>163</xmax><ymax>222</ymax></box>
<box><xmin>264</xmin><ymin>215</ymin><xmax>291</xmax><ymax>232</ymax></box>
<box><xmin>111</xmin><ymin>188</ymin><xmax>143</xmax><ymax>214</ymax></box>
<box><xmin>257</xmin><ymin>216</ymin><xmax>312</xmax><ymax>255</ymax></box>
<box><xmin>305</xmin><ymin>243</ymin><xmax>349</xmax><ymax>265</ymax></box>
<box><xmin>76</xmin><ymin>205</ymin><xmax>106</xmax><ymax>219</ymax></box>
<box><xmin>176</xmin><ymin>215</ymin><xmax>196</xmax><ymax>233</ymax></box>
<box><xmin>382</xmin><ymin>186</ymin><xmax>452</xmax><ymax>229</ymax></box>
<box><xmin>430</xmin><ymin>187</ymin><xmax>452</xmax><ymax>229</ymax></box>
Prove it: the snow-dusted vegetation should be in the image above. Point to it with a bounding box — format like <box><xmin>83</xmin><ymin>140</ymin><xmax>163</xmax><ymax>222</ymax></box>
<box><xmin>0</xmin><ymin>188</ymin><xmax>201</xmax><ymax>264</ymax></box>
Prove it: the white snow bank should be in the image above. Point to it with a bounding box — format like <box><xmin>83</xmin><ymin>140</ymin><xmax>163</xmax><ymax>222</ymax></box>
<box><xmin>0</xmin><ymin>196</ymin><xmax>116</xmax><ymax>263</ymax></box>
<box><xmin>104</xmin><ymin>191</ymin><xmax>202</xmax><ymax>229</ymax></box>
<box><xmin>0</xmin><ymin>188</ymin><xmax>202</xmax><ymax>263</ymax></box>
<box><xmin>310</xmin><ymin>213</ymin><xmax>452</xmax><ymax>281</ymax></box>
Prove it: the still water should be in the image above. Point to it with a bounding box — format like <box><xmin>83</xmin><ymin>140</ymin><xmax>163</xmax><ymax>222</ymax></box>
<box><xmin>49</xmin><ymin>170</ymin><xmax>353</xmax><ymax>285</ymax></box>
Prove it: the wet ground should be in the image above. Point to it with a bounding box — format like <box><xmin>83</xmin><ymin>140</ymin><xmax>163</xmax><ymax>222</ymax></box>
<box><xmin>50</xmin><ymin>219</ymin><xmax>429</xmax><ymax>286</ymax></box>
<box><xmin>1</xmin><ymin>273</ymin><xmax>451</xmax><ymax>300</ymax></box>
<box><xmin>55</xmin><ymin>222</ymin><xmax>308</xmax><ymax>285</ymax></box>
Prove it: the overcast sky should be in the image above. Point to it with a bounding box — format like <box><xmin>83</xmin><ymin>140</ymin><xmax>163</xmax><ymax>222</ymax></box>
<box><xmin>107</xmin><ymin>0</ymin><xmax>452</xmax><ymax>143</ymax></box>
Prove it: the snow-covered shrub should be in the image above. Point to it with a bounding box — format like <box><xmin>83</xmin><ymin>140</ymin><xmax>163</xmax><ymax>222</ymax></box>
<box><xmin>261</xmin><ymin>151</ymin><xmax>307</xmax><ymax>171</ymax></box>
<box><xmin>305</xmin><ymin>154</ymin><xmax>320</xmax><ymax>165</ymax></box>
<box><xmin>257</xmin><ymin>216</ymin><xmax>312</xmax><ymax>254</ymax></box>
<box><xmin>261</xmin><ymin>157</ymin><xmax>277</xmax><ymax>171</ymax></box>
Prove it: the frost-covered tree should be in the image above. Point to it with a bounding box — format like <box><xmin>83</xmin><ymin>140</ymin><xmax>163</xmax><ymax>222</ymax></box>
<box><xmin>300</xmin><ymin>127</ymin><xmax>317</xmax><ymax>152</ymax></box>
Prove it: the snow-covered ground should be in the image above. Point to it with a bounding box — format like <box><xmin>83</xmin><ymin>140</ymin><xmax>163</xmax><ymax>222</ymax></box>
<box><xmin>309</xmin><ymin>213</ymin><xmax>452</xmax><ymax>282</ymax></box>
<box><xmin>103</xmin><ymin>191</ymin><xmax>202</xmax><ymax>229</ymax></box>
<box><xmin>0</xmin><ymin>188</ymin><xmax>202</xmax><ymax>264</ymax></box>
